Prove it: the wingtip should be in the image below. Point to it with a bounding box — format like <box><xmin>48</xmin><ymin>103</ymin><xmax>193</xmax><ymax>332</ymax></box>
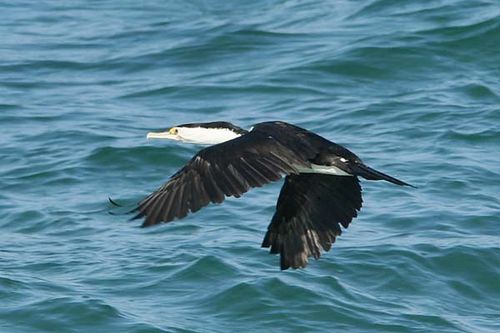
<box><xmin>280</xmin><ymin>260</ymin><xmax>290</xmax><ymax>271</ymax></box>
<box><xmin>108</xmin><ymin>197</ymin><xmax>122</xmax><ymax>207</ymax></box>
<box><xmin>401</xmin><ymin>181</ymin><xmax>417</xmax><ymax>189</ymax></box>
<box><xmin>108</xmin><ymin>197</ymin><xmax>136</xmax><ymax>217</ymax></box>
<box><xmin>108</xmin><ymin>203</ymin><xmax>160</xmax><ymax>229</ymax></box>
<box><xmin>129</xmin><ymin>210</ymin><xmax>143</xmax><ymax>221</ymax></box>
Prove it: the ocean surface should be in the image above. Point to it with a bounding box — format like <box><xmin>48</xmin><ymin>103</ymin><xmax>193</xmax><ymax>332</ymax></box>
<box><xmin>1</xmin><ymin>1</ymin><xmax>499</xmax><ymax>332</ymax></box>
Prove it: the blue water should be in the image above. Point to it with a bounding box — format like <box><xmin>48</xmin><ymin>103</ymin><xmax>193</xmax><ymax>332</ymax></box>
<box><xmin>1</xmin><ymin>1</ymin><xmax>499</xmax><ymax>332</ymax></box>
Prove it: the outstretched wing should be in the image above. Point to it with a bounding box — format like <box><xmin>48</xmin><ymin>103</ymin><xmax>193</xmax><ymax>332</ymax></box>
<box><xmin>134</xmin><ymin>130</ymin><xmax>312</xmax><ymax>227</ymax></box>
<box><xmin>262</xmin><ymin>174</ymin><xmax>363</xmax><ymax>270</ymax></box>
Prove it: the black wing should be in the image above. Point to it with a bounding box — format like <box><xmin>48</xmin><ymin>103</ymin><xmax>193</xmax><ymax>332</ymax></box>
<box><xmin>262</xmin><ymin>174</ymin><xmax>363</xmax><ymax>270</ymax></box>
<box><xmin>134</xmin><ymin>130</ymin><xmax>312</xmax><ymax>227</ymax></box>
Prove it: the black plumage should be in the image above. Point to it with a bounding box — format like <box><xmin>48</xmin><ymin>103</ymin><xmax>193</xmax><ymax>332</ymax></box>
<box><xmin>131</xmin><ymin>121</ymin><xmax>412</xmax><ymax>269</ymax></box>
<box><xmin>262</xmin><ymin>174</ymin><xmax>362</xmax><ymax>270</ymax></box>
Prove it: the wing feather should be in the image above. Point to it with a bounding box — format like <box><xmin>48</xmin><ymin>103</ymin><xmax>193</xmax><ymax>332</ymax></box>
<box><xmin>134</xmin><ymin>129</ymin><xmax>311</xmax><ymax>227</ymax></box>
<box><xmin>262</xmin><ymin>174</ymin><xmax>363</xmax><ymax>270</ymax></box>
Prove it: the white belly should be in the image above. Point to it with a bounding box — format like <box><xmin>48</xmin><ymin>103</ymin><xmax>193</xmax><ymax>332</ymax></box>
<box><xmin>295</xmin><ymin>164</ymin><xmax>352</xmax><ymax>176</ymax></box>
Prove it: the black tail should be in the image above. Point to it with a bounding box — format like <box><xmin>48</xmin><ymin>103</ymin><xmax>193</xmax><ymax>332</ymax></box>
<box><xmin>351</xmin><ymin>163</ymin><xmax>415</xmax><ymax>187</ymax></box>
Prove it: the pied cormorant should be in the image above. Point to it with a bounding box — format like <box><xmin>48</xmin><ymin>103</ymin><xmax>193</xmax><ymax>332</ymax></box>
<box><xmin>130</xmin><ymin>121</ymin><xmax>413</xmax><ymax>270</ymax></box>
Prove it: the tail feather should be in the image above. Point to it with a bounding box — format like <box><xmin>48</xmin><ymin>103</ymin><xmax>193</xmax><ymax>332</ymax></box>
<box><xmin>351</xmin><ymin>163</ymin><xmax>415</xmax><ymax>187</ymax></box>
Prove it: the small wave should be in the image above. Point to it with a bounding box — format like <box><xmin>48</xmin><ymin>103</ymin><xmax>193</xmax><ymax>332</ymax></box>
<box><xmin>418</xmin><ymin>15</ymin><xmax>500</xmax><ymax>45</ymax></box>
<box><xmin>3</xmin><ymin>297</ymin><xmax>126</xmax><ymax>330</ymax></box>
<box><xmin>121</xmin><ymin>83</ymin><xmax>325</xmax><ymax>100</ymax></box>
<box><xmin>85</xmin><ymin>145</ymin><xmax>190</xmax><ymax>170</ymax></box>
<box><xmin>169</xmin><ymin>255</ymin><xmax>240</xmax><ymax>281</ymax></box>
<box><xmin>440</xmin><ymin>128</ymin><xmax>500</xmax><ymax>143</ymax></box>
<box><xmin>460</xmin><ymin>83</ymin><xmax>500</xmax><ymax>100</ymax></box>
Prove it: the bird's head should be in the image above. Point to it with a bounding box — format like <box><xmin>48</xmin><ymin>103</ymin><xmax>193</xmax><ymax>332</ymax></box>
<box><xmin>147</xmin><ymin>121</ymin><xmax>248</xmax><ymax>145</ymax></box>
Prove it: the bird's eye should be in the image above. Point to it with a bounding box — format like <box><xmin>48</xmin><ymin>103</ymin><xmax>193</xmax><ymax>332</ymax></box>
<box><xmin>169</xmin><ymin>128</ymin><xmax>179</xmax><ymax>135</ymax></box>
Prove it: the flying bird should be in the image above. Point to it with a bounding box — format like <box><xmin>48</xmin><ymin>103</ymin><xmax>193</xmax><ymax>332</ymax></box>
<box><xmin>131</xmin><ymin>121</ymin><xmax>413</xmax><ymax>270</ymax></box>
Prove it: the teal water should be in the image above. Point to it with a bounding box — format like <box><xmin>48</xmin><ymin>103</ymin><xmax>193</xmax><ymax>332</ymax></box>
<box><xmin>1</xmin><ymin>1</ymin><xmax>499</xmax><ymax>332</ymax></box>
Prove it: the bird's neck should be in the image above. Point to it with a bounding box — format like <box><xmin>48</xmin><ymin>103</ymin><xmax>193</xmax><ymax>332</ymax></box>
<box><xmin>181</xmin><ymin>127</ymin><xmax>244</xmax><ymax>145</ymax></box>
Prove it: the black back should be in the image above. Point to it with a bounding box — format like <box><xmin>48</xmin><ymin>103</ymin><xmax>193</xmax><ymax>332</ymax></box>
<box><xmin>176</xmin><ymin>121</ymin><xmax>248</xmax><ymax>135</ymax></box>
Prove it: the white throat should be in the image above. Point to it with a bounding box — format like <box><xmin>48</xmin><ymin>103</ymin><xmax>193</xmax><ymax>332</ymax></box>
<box><xmin>178</xmin><ymin>127</ymin><xmax>242</xmax><ymax>145</ymax></box>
